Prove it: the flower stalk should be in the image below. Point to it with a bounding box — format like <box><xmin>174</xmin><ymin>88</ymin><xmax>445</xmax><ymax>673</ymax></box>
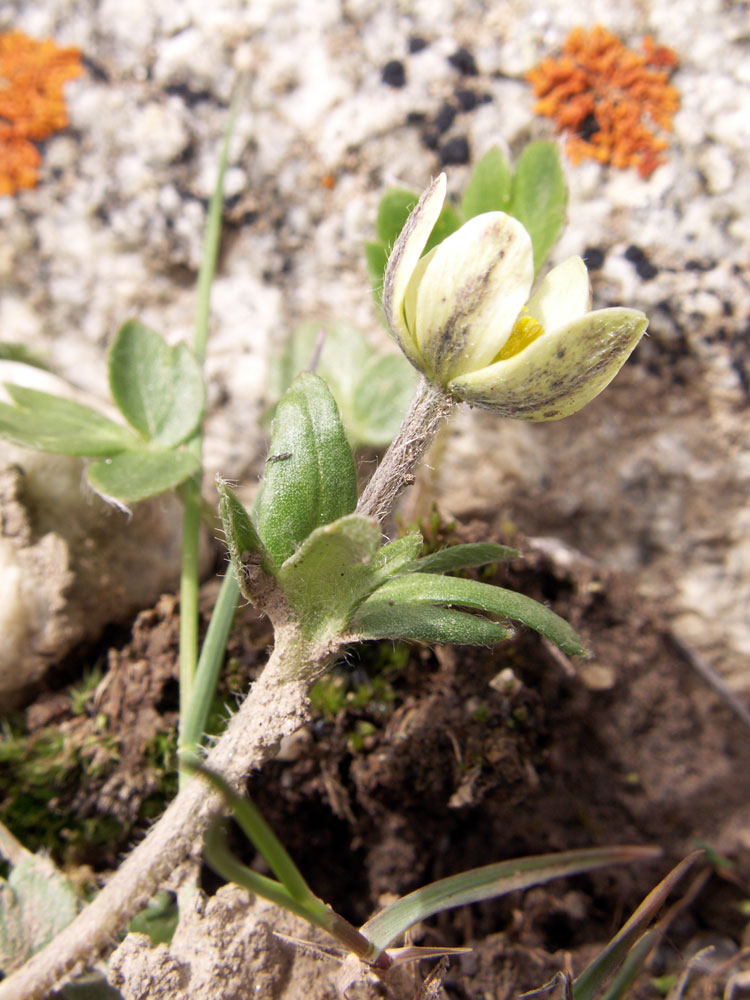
<box><xmin>356</xmin><ymin>376</ymin><xmax>454</xmax><ymax>522</ymax></box>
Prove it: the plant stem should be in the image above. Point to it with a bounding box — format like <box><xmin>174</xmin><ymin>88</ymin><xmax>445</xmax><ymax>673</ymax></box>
<box><xmin>176</xmin><ymin>107</ymin><xmax>236</xmax><ymax>787</ymax></box>
<box><xmin>356</xmin><ymin>377</ymin><xmax>454</xmax><ymax>523</ymax></box>
<box><xmin>178</xmin><ymin>566</ymin><xmax>240</xmax><ymax>761</ymax></box>
<box><xmin>0</xmin><ymin>630</ymin><xmax>335</xmax><ymax>1000</ymax></box>
<box><xmin>178</xmin><ymin>470</ymin><xmax>202</xmax><ymax>761</ymax></box>
<box><xmin>0</xmin><ymin>374</ymin><xmax>451</xmax><ymax>1000</ymax></box>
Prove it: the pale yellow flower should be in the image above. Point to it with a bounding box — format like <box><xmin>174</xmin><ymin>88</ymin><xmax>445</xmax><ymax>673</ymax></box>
<box><xmin>383</xmin><ymin>174</ymin><xmax>648</xmax><ymax>420</ymax></box>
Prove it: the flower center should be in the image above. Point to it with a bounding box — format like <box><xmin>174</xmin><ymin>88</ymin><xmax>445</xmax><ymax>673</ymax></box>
<box><xmin>494</xmin><ymin>310</ymin><xmax>546</xmax><ymax>361</ymax></box>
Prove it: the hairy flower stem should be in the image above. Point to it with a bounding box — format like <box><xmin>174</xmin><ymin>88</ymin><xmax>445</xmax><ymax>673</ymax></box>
<box><xmin>0</xmin><ymin>631</ymin><xmax>336</xmax><ymax>1000</ymax></box>
<box><xmin>1</xmin><ymin>378</ymin><xmax>453</xmax><ymax>1000</ymax></box>
<box><xmin>356</xmin><ymin>377</ymin><xmax>454</xmax><ymax>522</ymax></box>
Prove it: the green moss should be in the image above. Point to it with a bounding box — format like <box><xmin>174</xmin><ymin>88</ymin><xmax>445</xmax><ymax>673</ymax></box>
<box><xmin>0</xmin><ymin>717</ymin><xmax>119</xmax><ymax>859</ymax></box>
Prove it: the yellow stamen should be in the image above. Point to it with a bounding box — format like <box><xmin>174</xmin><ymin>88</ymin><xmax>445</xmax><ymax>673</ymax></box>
<box><xmin>495</xmin><ymin>311</ymin><xmax>546</xmax><ymax>361</ymax></box>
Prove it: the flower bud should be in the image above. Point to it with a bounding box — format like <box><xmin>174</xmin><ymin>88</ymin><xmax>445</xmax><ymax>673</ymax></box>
<box><xmin>383</xmin><ymin>174</ymin><xmax>648</xmax><ymax>420</ymax></box>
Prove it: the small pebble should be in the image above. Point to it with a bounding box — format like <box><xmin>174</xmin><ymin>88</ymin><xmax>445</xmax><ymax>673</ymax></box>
<box><xmin>408</xmin><ymin>35</ymin><xmax>428</xmax><ymax>53</ymax></box>
<box><xmin>439</xmin><ymin>136</ymin><xmax>470</xmax><ymax>164</ymax></box>
<box><xmin>583</xmin><ymin>246</ymin><xmax>605</xmax><ymax>269</ymax></box>
<box><xmin>434</xmin><ymin>102</ymin><xmax>457</xmax><ymax>133</ymax></box>
<box><xmin>455</xmin><ymin>88</ymin><xmax>478</xmax><ymax>111</ymax></box>
<box><xmin>448</xmin><ymin>47</ymin><xmax>478</xmax><ymax>75</ymax></box>
<box><xmin>381</xmin><ymin>60</ymin><xmax>406</xmax><ymax>88</ymax></box>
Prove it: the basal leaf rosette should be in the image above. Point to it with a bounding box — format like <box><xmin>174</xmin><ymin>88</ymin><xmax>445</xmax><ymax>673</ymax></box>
<box><xmin>383</xmin><ymin>174</ymin><xmax>648</xmax><ymax>420</ymax></box>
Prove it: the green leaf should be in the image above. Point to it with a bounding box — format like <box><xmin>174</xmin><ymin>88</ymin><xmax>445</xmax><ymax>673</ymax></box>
<box><xmin>87</xmin><ymin>448</ymin><xmax>200</xmax><ymax>504</ymax></box>
<box><xmin>0</xmin><ymin>387</ymin><xmax>138</xmax><ymax>456</ymax></box>
<box><xmin>0</xmin><ymin>343</ymin><xmax>50</xmax><ymax>370</ymax></box>
<box><xmin>253</xmin><ymin>373</ymin><xmax>358</xmax><ymax>566</ymax></box>
<box><xmin>364</xmin><ymin>241</ymin><xmax>389</xmax><ymax>303</ymax></box>
<box><xmin>108</xmin><ymin>320</ymin><xmax>205</xmax><ymax>446</ymax></box>
<box><xmin>407</xmin><ymin>542</ymin><xmax>519</xmax><ymax>575</ymax></box>
<box><xmin>0</xmin><ymin>855</ymin><xmax>79</xmax><ymax>974</ymax></box>
<box><xmin>361</xmin><ymin>845</ymin><xmax>659</xmax><ymax>955</ymax></box>
<box><xmin>351</xmin><ymin>602</ymin><xmax>512</xmax><ymax>645</ymax></box>
<box><xmin>217</xmin><ymin>480</ymin><xmax>276</xmax><ymax>580</ymax></box>
<box><xmin>268</xmin><ymin>323</ymin><xmax>415</xmax><ymax>450</ymax></box>
<box><xmin>424</xmin><ymin>203</ymin><xmax>462</xmax><ymax>253</ymax></box>
<box><xmin>509</xmin><ymin>141</ymin><xmax>567</xmax><ymax>275</ymax></box>
<box><xmin>369</xmin><ymin>532</ymin><xmax>423</xmax><ymax>578</ymax></box>
<box><xmin>349</xmin><ymin>354</ymin><xmax>417</xmax><ymax>448</ymax></box>
<box><xmin>461</xmin><ymin>146</ymin><xmax>513</xmax><ymax>218</ymax></box>
<box><xmin>376</xmin><ymin>188</ymin><xmax>419</xmax><ymax>247</ymax></box>
<box><xmin>357</xmin><ymin>573</ymin><xmax>586</xmax><ymax>656</ymax></box>
<box><xmin>4</xmin><ymin>386</ymin><xmax>136</xmax><ymax>454</ymax></box>
<box><xmin>268</xmin><ymin>322</ymin><xmax>372</xmax><ymax>413</ymax></box>
<box><xmin>277</xmin><ymin>514</ymin><xmax>383</xmax><ymax>637</ymax></box>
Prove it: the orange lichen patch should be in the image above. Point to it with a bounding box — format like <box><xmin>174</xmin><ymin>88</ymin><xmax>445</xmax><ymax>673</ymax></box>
<box><xmin>0</xmin><ymin>30</ymin><xmax>83</xmax><ymax>196</ymax></box>
<box><xmin>527</xmin><ymin>25</ymin><xmax>680</xmax><ymax>179</ymax></box>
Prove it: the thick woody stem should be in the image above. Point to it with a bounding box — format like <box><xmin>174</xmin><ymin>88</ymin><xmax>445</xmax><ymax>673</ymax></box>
<box><xmin>0</xmin><ymin>631</ymin><xmax>334</xmax><ymax>1000</ymax></box>
<box><xmin>356</xmin><ymin>377</ymin><xmax>454</xmax><ymax>522</ymax></box>
<box><xmin>2</xmin><ymin>379</ymin><xmax>454</xmax><ymax>1000</ymax></box>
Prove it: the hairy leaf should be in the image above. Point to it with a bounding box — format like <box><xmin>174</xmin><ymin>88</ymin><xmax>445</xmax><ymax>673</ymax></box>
<box><xmin>351</xmin><ymin>602</ymin><xmax>512</xmax><ymax>645</ymax></box>
<box><xmin>277</xmin><ymin>514</ymin><xmax>383</xmax><ymax>637</ymax></box>
<box><xmin>217</xmin><ymin>480</ymin><xmax>276</xmax><ymax>582</ymax></box>
<box><xmin>358</xmin><ymin>573</ymin><xmax>586</xmax><ymax>656</ymax></box>
<box><xmin>254</xmin><ymin>373</ymin><xmax>357</xmax><ymax>566</ymax></box>
<box><xmin>406</xmin><ymin>542</ymin><xmax>518</xmax><ymax>575</ymax></box>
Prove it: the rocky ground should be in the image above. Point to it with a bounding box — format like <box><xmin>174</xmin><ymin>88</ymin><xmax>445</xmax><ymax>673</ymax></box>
<box><xmin>1</xmin><ymin>0</ymin><xmax>749</xmax><ymax>997</ymax></box>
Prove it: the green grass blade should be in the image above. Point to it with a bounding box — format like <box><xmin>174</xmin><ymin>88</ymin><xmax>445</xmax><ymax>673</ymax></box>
<box><xmin>599</xmin><ymin>929</ymin><xmax>660</xmax><ymax>1000</ymax></box>
<box><xmin>361</xmin><ymin>845</ymin><xmax>659</xmax><ymax>954</ymax></box>
<box><xmin>177</xmin><ymin>105</ymin><xmax>236</xmax><ymax>788</ymax></box>
<box><xmin>189</xmin><ymin>763</ymin><xmax>323</xmax><ymax>911</ymax></box>
<box><xmin>203</xmin><ymin>818</ymin><xmax>321</xmax><ymax>923</ymax></box>
<box><xmin>573</xmin><ymin>852</ymin><xmax>704</xmax><ymax>1000</ymax></box>
<box><xmin>178</xmin><ymin>567</ymin><xmax>240</xmax><ymax>761</ymax></box>
<box><xmin>194</xmin><ymin>102</ymin><xmax>236</xmax><ymax>363</ymax></box>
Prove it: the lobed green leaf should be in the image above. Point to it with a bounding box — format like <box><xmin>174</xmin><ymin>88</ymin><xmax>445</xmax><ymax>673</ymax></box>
<box><xmin>350</xmin><ymin>353</ymin><xmax>417</xmax><ymax>447</ymax></box>
<box><xmin>0</xmin><ymin>386</ymin><xmax>137</xmax><ymax>456</ymax></box>
<box><xmin>376</xmin><ymin>188</ymin><xmax>419</xmax><ymax>247</ymax></box>
<box><xmin>86</xmin><ymin>448</ymin><xmax>200</xmax><ymax>504</ymax></box>
<box><xmin>254</xmin><ymin>373</ymin><xmax>358</xmax><ymax>566</ymax></box>
<box><xmin>108</xmin><ymin>320</ymin><xmax>205</xmax><ymax>447</ymax></box>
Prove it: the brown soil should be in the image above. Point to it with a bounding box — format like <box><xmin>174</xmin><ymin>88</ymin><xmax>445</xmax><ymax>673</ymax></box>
<box><xmin>12</xmin><ymin>517</ymin><xmax>750</xmax><ymax>998</ymax></box>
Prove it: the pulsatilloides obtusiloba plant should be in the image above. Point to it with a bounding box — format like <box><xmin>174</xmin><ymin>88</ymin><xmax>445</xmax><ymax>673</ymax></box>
<box><xmin>0</xmin><ymin>163</ymin><xmax>649</xmax><ymax>1000</ymax></box>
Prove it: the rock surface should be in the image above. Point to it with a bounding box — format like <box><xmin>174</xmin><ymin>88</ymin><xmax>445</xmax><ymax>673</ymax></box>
<box><xmin>1</xmin><ymin>0</ymin><xmax>748</xmax><ymax>702</ymax></box>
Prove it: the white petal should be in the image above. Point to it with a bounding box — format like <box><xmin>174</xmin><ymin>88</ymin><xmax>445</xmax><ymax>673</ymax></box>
<box><xmin>524</xmin><ymin>256</ymin><xmax>591</xmax><ymax>333</ymax></box>
<box><xmin>413</xmin><ymin>212</ymin><xmax>534</xmax><ymax>380</ymax></box>
<box><xmin>448</xmin><ymin>308</ymin><xmax>648</xmax><ymax>420</ymax></box>
<box><xmin>382</xmin><ymin>174</ymin><xmax>447</xmax><ymax>368</ymax></box>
